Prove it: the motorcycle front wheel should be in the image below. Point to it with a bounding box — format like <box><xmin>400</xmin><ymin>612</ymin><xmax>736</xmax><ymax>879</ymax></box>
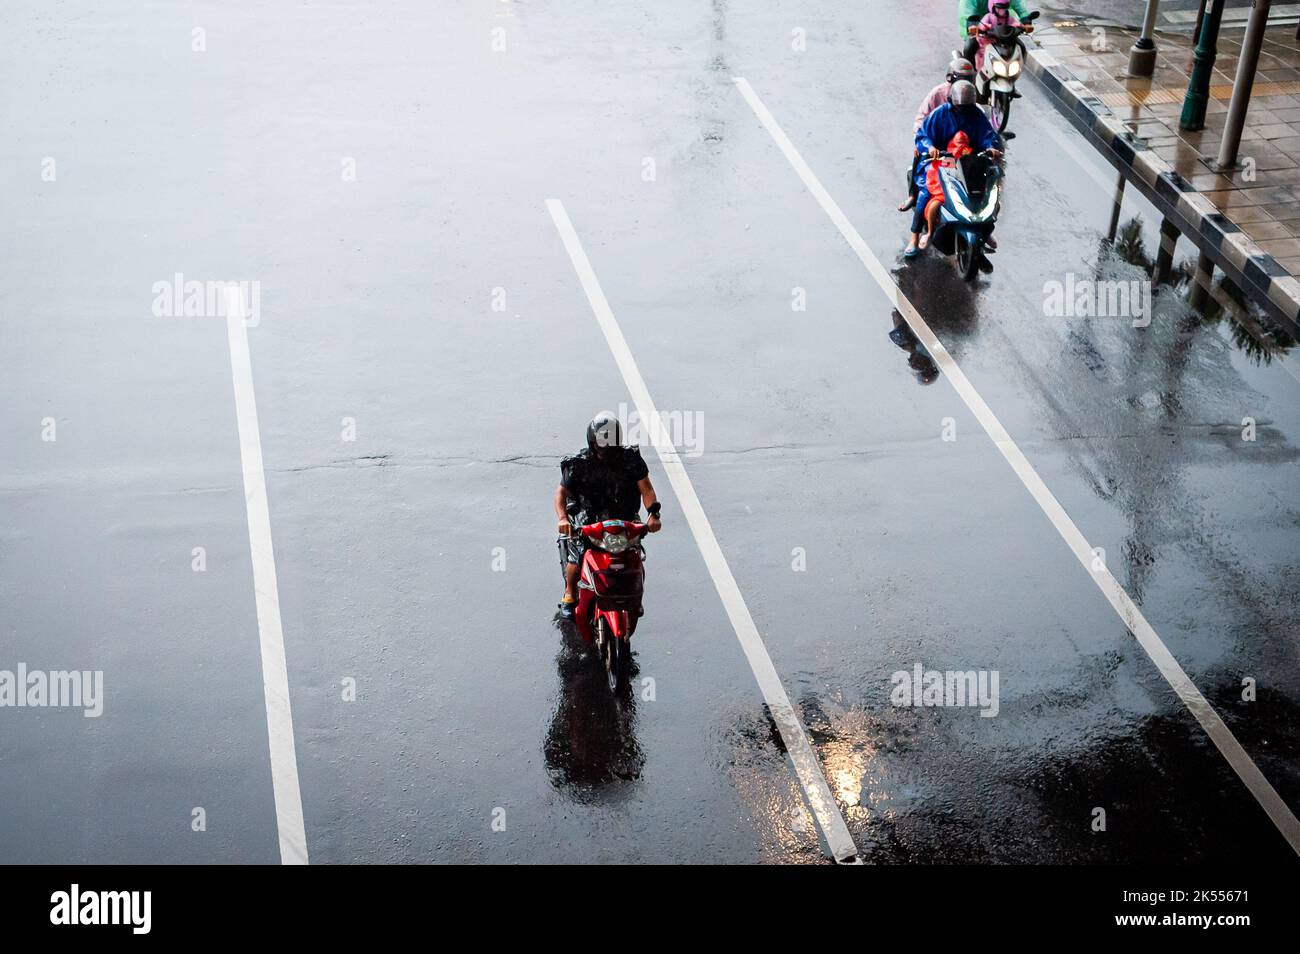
<box><xmin>956</xmin><ymin>233</ymin><xmax>982</xmax><ymax>281</ymax></box>
<box><xmin>991</xmin><ymin>91</ymin><xmax>1012</xmax><ymax>134</ymax></box>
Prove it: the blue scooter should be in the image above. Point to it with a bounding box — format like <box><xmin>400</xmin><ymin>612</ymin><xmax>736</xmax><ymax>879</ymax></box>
<box><xmin>918</xmin><ymin>149</ymin><xmax>1002</xmax><ymax>281</ymax></box>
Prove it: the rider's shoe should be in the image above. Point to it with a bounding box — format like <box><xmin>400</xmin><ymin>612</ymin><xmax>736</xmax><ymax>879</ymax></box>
<box><xmin>985</xmin><ymin>235</ymin><xmax>998</xmax><ymax>251</ymax></box>
<box><xmin>557</xmin><ymin>597</ymin><xmax>577</xmax><ymax>620</ymax></box>
<box><xmin>898</xmin><ymin>195</ymin><xmax>916</xmax><ymax>212</ymax></box>
<box><xmin>977</xmin><ymin>256</ymin><xmax>994</xmax><ymax>275</ymax></box>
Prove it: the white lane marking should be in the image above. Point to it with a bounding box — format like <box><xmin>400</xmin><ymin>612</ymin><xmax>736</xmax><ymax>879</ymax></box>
<box><xmin>546</xmin><ymin>199</ymin><xmax>860</xmax><ymax>864</ymax></box>
<box><xmin>224</xmin><ymin>287</ymin><xmax>309</xmax><ymax>865</ymax></box>
<box><xmin>733</xmin><ymin>77</ymin><xmax>1300</xmax><ymax>856</ymax></box>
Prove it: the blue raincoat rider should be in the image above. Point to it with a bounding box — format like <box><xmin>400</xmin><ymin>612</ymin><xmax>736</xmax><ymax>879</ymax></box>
<box><xmin>905</xmin><ymin>82</ymin><xmax>1002</xmax><ymax>257</ymax></box>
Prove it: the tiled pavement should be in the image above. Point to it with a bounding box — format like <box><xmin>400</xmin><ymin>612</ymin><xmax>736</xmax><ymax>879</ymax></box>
<box><xmin>1033</xmin><ymin>13</ymin><xmax>1300</xmax><ymax>277</ymax></box>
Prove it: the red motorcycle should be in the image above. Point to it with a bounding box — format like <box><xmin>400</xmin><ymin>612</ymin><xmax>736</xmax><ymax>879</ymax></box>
<box><xmin>564</xmin><ymin>519</ymin><xmax>648</xmax><ymax>695</ymax></box>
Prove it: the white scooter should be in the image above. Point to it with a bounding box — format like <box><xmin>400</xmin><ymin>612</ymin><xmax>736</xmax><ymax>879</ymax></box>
<box><xmin>967</xmin><ymin>10</ymin><xmax>1039</xmax><ymax>137</ymax></box>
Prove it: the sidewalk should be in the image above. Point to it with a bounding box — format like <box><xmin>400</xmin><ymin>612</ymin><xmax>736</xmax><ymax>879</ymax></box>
<box><xmin>1025</xmin><ymin>8</ymin><xmax>1300</xmax><ymax>333</ymax></box>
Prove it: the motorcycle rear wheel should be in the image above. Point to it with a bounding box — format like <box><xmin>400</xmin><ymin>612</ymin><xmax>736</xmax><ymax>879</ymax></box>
<box><xmin>597</xmin><ymin>617</ymin><xmax>633</xmax><ymax>696</ymax></box>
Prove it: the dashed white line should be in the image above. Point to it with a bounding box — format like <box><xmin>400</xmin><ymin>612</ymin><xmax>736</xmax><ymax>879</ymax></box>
<box><xmin>224</xmin><ymin>287</ymin><xmax>309</xmax><ymax>865</ymax></box>
<box><xmin>732</xmin><ymin>76</ymin><xmax>1300</xmax><ymax>857</ymax></box>
<box><xmin>546</xmin><ymin>199</ymin><xmax>860</xmax><ymax>864</ymax></box>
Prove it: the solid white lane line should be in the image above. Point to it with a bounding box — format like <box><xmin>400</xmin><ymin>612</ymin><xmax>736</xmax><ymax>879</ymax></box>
<box><xmin>224</xmin><ymin>287</ymin><xmax>309</xmax><ymax>865</ymax></box>
<box><xmin>546</xmin><ymin>199</ymin><xmax>860</xmax><ymax>864</ymax></box>
<box><xmin>732</xmin><ymin>77</ymin><xmax>1300</xmax><ymax>856</ymax></box>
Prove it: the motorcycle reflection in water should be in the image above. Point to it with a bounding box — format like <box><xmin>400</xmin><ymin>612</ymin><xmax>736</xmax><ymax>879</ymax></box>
<box><xmin>889</xmin><ymin>310</ymin><xmax>941</xmax><ymax>385</ymax></box>
<box><xmin>885</xmin><ymin>253</ymin><xmax>981</xmax><ymax>382</ymax></box>
<box><xmin>543</xmin><ymin>622</ymin><xmax>645</xmax><ymax>797</ymax></box>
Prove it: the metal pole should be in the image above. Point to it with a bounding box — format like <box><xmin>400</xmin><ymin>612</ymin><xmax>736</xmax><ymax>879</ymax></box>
<box><xmin>1193</xmin><ymin>0</ymin><xmax>1208</xmax><ymax>45</ymax></box>
<box><xmin>1217</xmin><ymin>0</ymin><xmax>1273</xmax><ymax>169</ymax></box>
<box><xmin>1108</xmin><ymin>171</ymin><xmax>1127</xmax><ymax>242</ymax></box>
<box><xmin>1129</xmin><ymin>0</ymin><xmax>1162</xmax><ymax>76</ymax></box>
<box><xmin>1181</xmin><ymin>0</ymin><xmax>1225</xmax><ymax>130</ymax></box>
<box><xmin>1189</xmin><ymin>250</ymin><xmax>1215</xmax><ymax>310</ymax></box>
<box><xmin>1152</xmin><ymin>217</ymin><xmax>1181</xmax><ymax>285</ymax></box>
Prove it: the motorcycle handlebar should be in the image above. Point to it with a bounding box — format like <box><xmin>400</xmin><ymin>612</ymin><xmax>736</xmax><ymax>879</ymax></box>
<box><xmin>969</xmin><ymin>10</ymin><xmax>1038</xmax><ymax>34</ymax></box>
<box><xmin>558</xmin><ymin>521</ymin><xmax>650</xmax><ymax>540</ymax></box>
<box><xmin>919</xmin><ymin>149</ymin><xmax>1000</xmax><ymax>165</ymax></box>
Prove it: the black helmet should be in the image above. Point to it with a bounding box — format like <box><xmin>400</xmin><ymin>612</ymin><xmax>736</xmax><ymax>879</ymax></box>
<box><xmin>586</xmin><ymin>412</ymin><xmax>622</xmax><ymax>455</ymax></box>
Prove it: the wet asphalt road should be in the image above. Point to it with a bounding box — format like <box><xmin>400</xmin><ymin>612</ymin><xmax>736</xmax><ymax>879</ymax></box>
<box><xmin>2</xmin><ymin>1</ymin><xmax>1299</xmax><ymax>864</ymax></box>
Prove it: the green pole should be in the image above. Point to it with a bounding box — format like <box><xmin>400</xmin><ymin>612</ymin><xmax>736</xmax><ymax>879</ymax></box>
<box><xmin>1180</xmin><ymin>0</ymin><xmax>1225</xmax><ymax>130</ymax></box>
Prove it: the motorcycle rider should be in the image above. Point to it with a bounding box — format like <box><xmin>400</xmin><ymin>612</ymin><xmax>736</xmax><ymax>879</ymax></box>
<box><xmin>970</xmin><ymin>0</ymin><xmax>1024</xmax><ymax>71</ymax></box>
<box><xmin>898</xmin><ymin>57</ymin><xmax>977</xmax><ymax>213</ymax></box>
<box><xmin>960</xmin><ymin>0</ymin><xmax>1031</xmax><ymax>63</ymax></box>
<box><xmin>905</xmin><ymin>80</ymin><xmax>1001</xmax><ymax>257</ymax></box>
<box><xmin>555</xmin><ymin>413</ymin><xmax>661</xmax><ymax>619</ymax></box>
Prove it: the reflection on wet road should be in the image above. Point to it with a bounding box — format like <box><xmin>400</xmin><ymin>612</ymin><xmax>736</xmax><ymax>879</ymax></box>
<box><xmin>545</xmin><ymin>624</ymin><xmax>645</xmax><ymax>797</ymax></box>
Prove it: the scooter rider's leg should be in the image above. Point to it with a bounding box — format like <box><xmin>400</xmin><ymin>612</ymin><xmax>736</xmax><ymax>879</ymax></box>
<box><xmin>899</xmin><ymin>151</ymin><xmax>920</xmax><ymax>212</ymax></box>
<box><xmin>919</xmin><ymin>201</ymin><xmax>939</xmax><ymax>250</ymax></box>
<box><xmin>905</xmin><ymin>203</ymin><xmax>927</xmax><ymax>256</ymax></box>
<box><xmin>558</xmin><ymin>545</ymin><xmax>580</xmax><ymax>618</ymax></box>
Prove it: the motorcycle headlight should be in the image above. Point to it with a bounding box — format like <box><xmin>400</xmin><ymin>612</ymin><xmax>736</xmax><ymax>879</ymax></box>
<box><xmin>1008</xmin><ymin>60</ymin><xmax>1021</xmax><ymax>77</ymax></box>
<box><xmin>993</xmin><ymin>60</ymin><xmax>1008</xmax><ymax>77</ymax></box>
<box><xmin>974</xmin><ymin>184</ymin><xmax>999</xmax><ymax>222</ymax></box>
<box><xmin>600</xmin><ymin>532</ymin><xmax>631</xmax><ymax>553</ymax></box>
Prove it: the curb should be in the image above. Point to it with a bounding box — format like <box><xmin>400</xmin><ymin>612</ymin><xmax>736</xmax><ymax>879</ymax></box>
<box><xmin>1022</xmin><ymin>40</ymin><xmax>1300</xmax><ymax>339</ymax></box>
